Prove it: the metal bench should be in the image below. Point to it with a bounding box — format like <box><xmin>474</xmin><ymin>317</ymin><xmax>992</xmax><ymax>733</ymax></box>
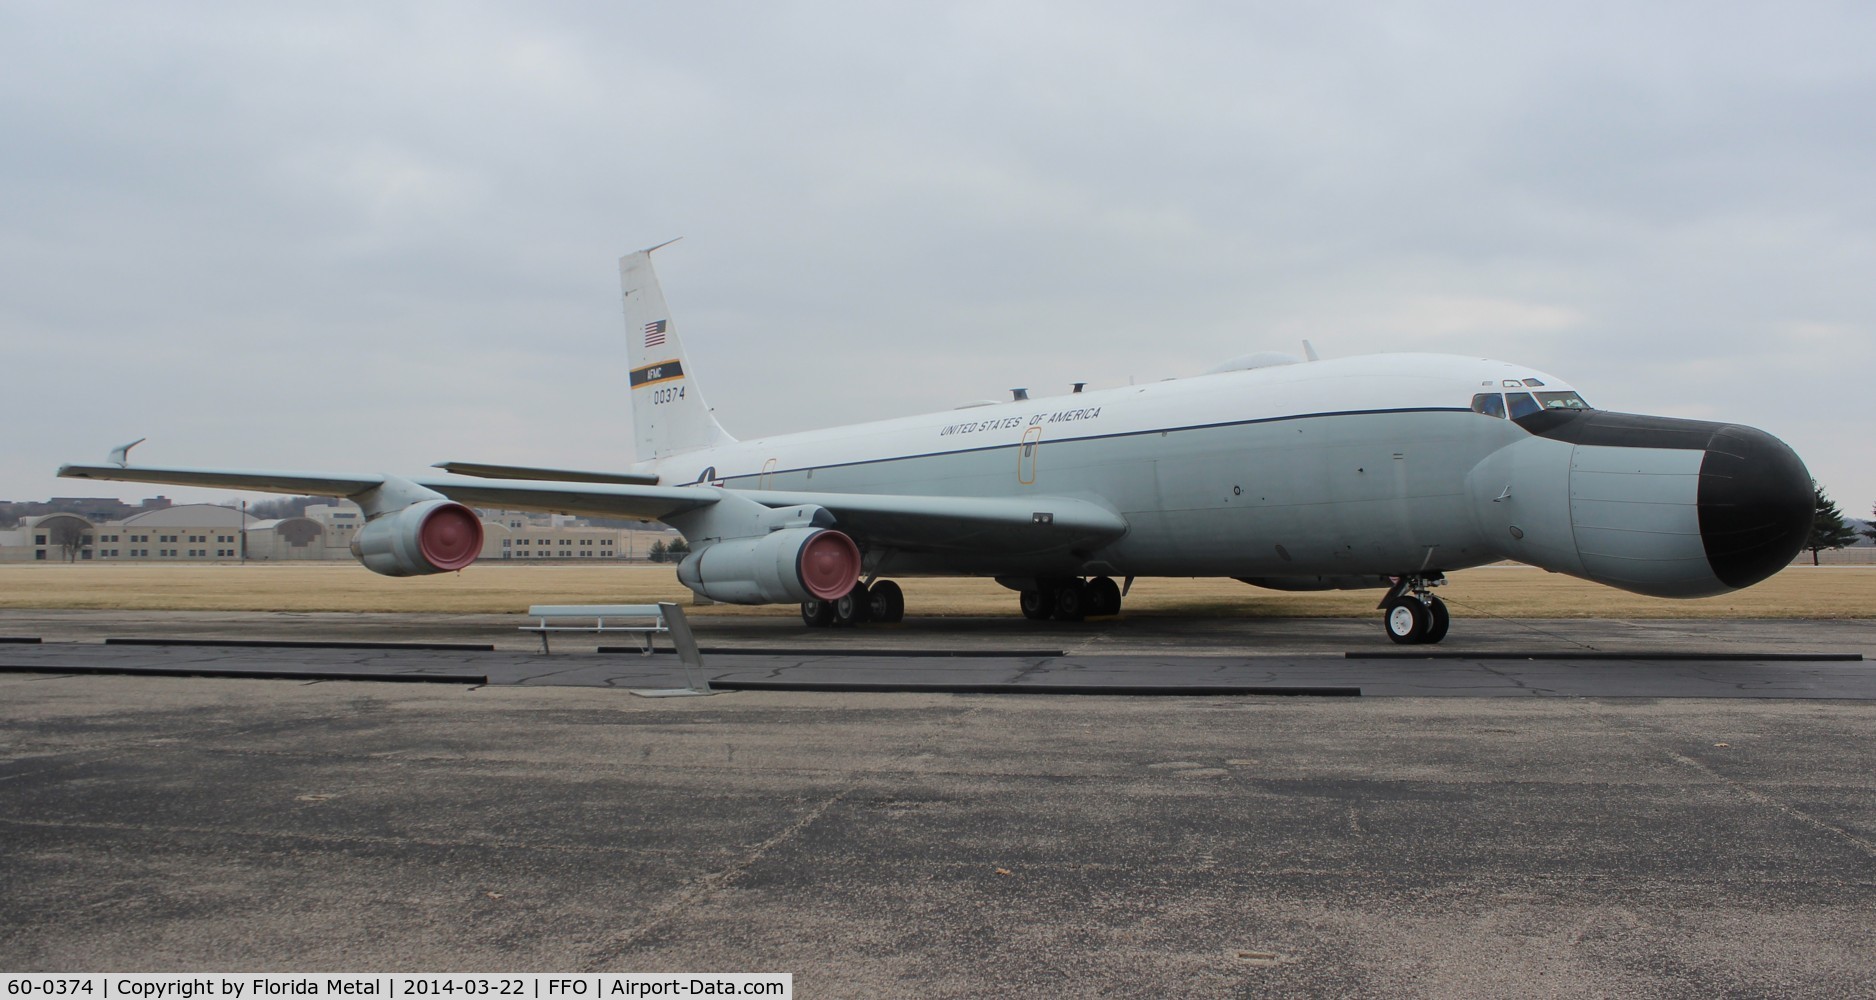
<box><xmin>521</xmin><ymin>602</ymin><xmax>711</xmax><ymax>697</ymax></box>
<box><xmin>522</xmin><ymin>603</ymin><xmax>670</xmax><ymax>653</ymax></box>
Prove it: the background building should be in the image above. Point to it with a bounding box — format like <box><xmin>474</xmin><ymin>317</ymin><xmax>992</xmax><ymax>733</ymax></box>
<box><xmin>0</xmin><ymin>496</ymin><xmax>171</xmax><ymax>524</ymax></box>
<box><xmin>0</xmin><ymin>500</ymin><xmax>680</xmax><ymax>564</ymax></box>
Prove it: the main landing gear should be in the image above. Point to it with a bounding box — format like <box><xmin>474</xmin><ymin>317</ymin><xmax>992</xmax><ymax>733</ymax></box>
<box><xmin>801</xmin><ymin>579</ymin><xmax>905</xmax><ymax>628</ymax></box>
<box><xmin>1018</xmin><ymin>576</ymin><xmax>1123</xmax><ymax>622</ymax></box>
<box><xmin>1380</xmin><ymin>573</ymin><xmax>1450</xmax><ymax>645</ymax></box>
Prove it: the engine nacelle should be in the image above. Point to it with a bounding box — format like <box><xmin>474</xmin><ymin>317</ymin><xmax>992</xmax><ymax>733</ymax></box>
<box><xmin>349</xmin><ymin>499</ymin><xmax>485</xmax><ymax>577</ymax></box>
<box><xmin>676</xmin><ymin>527</ymin><xmax>862</xmax><ymax>605</ymax></box>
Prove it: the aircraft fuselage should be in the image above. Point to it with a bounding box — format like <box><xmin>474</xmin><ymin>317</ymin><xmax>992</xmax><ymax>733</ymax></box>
<box><xmin>639</xmin><ymin>352</ymin><xmax>1809</xmax><ymax>600</ymax></box>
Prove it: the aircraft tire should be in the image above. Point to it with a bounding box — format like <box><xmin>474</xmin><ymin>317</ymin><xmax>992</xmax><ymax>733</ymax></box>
<box><xmin>833</xmin><ymin>585</ymin><xmax>871</xmax><ymax>627</ymax></box>
<box><xmin>1053</xmin><ymin>580</ymin><xmax>1087</xmax><ymax>622</ymax></box>
<box><xmin>1085</xmin><ymin>576</ymin><xmax>1122</xmax><ymax>617</ymax></box>
<box><xmin>1020</xmin><ymin>589</ymin><xmax>1053</xmax><ymax>621</ymax></box>
<box><xmin>1383</xmin><ymin>596</ymin><xmax>1429</xmax><ymax>644</ymax></box>
<box><xmin>1423</xmin><ymin>596</ymin><xmax>1451</xmax><ymax>644</ymax></box>
<box><xmin>801</xmin><ymin>599</ymin><xmax>834</xmax><ymax>627</ymax></box>
<box><xmin>869</xmin><ymin>580</ymin><xmax>905</xmax><ymax>624</ymax></box>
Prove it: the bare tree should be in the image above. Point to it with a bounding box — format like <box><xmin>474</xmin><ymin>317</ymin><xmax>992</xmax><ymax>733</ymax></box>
<box><xmin>47</xmin><ymin>518</ymin><xmax>90</xmax><ymax>563</ymax></box>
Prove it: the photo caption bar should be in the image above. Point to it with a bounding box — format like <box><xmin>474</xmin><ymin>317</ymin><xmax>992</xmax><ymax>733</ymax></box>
<box><xmin>2</xmin><ymin>976</ymin><xmax>789</xmax><ymax>1000</ymax></box>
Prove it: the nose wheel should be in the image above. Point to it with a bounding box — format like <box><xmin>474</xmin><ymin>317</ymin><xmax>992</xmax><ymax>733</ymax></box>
<box><xmin>1380</xmin><ymin>575</ymin><xmax>1450</xmax><ymax>644</ymax></box>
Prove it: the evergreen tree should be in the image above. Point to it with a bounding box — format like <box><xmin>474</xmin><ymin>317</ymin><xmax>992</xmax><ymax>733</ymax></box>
<box><xmin>1864</xmin><ymin>503</ymin><xmax>1876</xmax><ymax>545</ymax></box>
<box><xmin>646</xmin><ymin>540</ymin><xmax>667</xmax><ymax>563</ymax></box>
<box><xmin>667</xmin><ymin>537</ymin><xmax>690</xmax><ymax>557</ymax></box>
<box><xmin>1807</xmin><ymin>484</ymin><xmax>1858</xmax><ymax>565</ymax></box>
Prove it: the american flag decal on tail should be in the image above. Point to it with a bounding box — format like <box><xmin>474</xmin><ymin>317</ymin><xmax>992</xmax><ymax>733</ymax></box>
<box><xmin>643</xmin><ymin>320</ymin><xmax>668</xmax><ymax>347</ymax></box>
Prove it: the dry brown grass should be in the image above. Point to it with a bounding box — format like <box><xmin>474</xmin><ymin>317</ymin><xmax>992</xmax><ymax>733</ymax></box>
<box><xmin>1</xmin><ymin>562</ymin><xmax>1871</xmax><ymax>618</ymax></box>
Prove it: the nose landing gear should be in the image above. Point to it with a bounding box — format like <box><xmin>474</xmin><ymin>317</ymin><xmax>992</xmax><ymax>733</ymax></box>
<box><xmin>1380</xmin><ymin>573</ymin><xmax>1450</xmax><ymax>645</ymax></box>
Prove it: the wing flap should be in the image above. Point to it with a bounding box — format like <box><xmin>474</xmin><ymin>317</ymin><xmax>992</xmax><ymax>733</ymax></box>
<box><xmin>418</xmin><ymin>478</ymin><xmax>711</xmax><ymax>521</ymax></box>
<box><xmin>430</xmin><ymin>461</ymin><xmax>661</xmax><ymax>486</ymax></box>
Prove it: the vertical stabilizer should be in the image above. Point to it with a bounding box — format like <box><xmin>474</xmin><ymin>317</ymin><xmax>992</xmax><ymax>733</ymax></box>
<box><xmin>621</xmin><ymin>246</ymin><xmax>735</xmax><ymax>463</ymax></box>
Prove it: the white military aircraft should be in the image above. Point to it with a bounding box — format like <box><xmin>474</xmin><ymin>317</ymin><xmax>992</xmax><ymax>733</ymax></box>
<box><xmin>61</xmin><ymin>246</ymin><xmax>1814</xmax><ymax>644</ymax></box>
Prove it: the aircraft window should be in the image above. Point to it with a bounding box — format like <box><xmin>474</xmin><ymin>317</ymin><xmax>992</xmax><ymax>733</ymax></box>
<box><xmin>1470</xmin><ymin>393</ymin><xmax>1506</xmax><ymax>418</ymax></box>
<box><xmin>1501</xmin><ymin>380</ymin><xmax>1521</xmax><ymax>388</ymax></box>
<box><xmin>1506</xmin><ymin>392</ymin><xmax>1542</xmax><ymax>419</ymax></box>
<box><xmin>1521</xmin><ymin>378</ymin><xmax>1546</xmax><ymax>387</ymax></box>
<box><xmin>1535</xmin><ymin>391</ymin><xmax>1591</xmax><ymax>410</ymax></box>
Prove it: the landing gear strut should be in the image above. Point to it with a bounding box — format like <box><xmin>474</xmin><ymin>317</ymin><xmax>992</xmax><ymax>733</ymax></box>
<box><xmin>1017</xmin><ymin>576</ymin><xmax>1124</xmax><ymax>622</ymax></box>
<box><xmin>1380</xmin><ymin>573</ymin><xmax>1449</xmax><ymax>645</ymax></box>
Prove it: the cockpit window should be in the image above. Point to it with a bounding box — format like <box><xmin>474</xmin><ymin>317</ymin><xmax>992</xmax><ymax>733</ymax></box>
<box><xmin>1535</xmin><ymin>391</ymin><xmax>1591</xmax><ymax>410</ymax></box>
<box><xmin>1505</xmin><ymin>392</ymin><xmax>1542</xmax><ymax>419</ymax></box>
<box><xmin>1521</xmin><ymin>378</ymin><xmax>1546</xmax><ymax>387</ymax></box>
<box><xmin>1470</xmin><ymin>393</ymin><xmax>1506</xmax><ymax>418</ymax></box>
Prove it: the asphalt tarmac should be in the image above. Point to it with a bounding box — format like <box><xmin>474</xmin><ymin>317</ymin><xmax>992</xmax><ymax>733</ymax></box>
<box><xmin>5</xmin><ymin>608</ymin><xmax>1876</xmax><ymax>660</ymax></box>
<box><xmin>3</xmin><ymin>611</ymin><xmax>1874</xmax><ymax>996</ymax></box>
<box><xmin>2</xmin><ymin>610</ymin><xmax>1872</xmax><ymax>698</ymax></box>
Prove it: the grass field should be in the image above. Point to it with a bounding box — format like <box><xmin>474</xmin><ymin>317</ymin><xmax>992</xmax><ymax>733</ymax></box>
<box><xmin>1</xmin><ymin>562</ymin><xmax>1871</xmax><ymax>618</ymax></box>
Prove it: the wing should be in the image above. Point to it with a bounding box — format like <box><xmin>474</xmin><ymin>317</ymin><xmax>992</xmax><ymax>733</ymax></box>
<box><xmin>57</xmin><ymin>463</ymin><xmax>714</xmax><ymax>521</ymax></box>
<box><xmin>57</xmin><ymin>462</ymin><xmax>1128</xmax><ymax>552</ymax></box>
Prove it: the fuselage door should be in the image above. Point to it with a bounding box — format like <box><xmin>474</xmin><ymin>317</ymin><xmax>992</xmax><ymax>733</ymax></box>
<box><xmin>759</xmin><ymin>458</ymin><xmax>778</xmax><ymax>490</ymax></box>
<box><xmin>1018</xmin><ymin>426</ymin><xmax>1042</xmax><ymax>485</ymax></box>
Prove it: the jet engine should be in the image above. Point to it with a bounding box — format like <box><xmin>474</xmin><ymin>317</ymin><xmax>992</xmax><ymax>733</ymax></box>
<box><xmin>349</xmin><ymin>499</ymin><xmax>485</xmax><ymax>577</ymax></box>
<box><xmin>676</xmin><ymin>527</ymin><xmax>862</xmax><ymax>605</ymax></box>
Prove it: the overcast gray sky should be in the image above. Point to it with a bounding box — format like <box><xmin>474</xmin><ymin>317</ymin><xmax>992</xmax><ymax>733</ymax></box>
<box><xmin>5</xmin><ymin>1</ymin><xmax>1872</xmax><ymax>517</ymax></box>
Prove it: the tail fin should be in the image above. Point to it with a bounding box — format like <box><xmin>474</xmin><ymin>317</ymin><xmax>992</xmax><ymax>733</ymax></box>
<box><xmin>620</xmin><ymin>244</ymin><xmax>735</xmax><ymax>464</ymax></box>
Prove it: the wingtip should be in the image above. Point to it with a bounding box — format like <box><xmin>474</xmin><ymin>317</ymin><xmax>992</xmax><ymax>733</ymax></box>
<box><xmin>108</xmin><ymin>437</ymin><xmax>147</xmax><ymax>468</ymax></box>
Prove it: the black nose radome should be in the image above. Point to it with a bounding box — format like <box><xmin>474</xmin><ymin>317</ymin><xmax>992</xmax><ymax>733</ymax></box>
<box><xmin>1517</xmin><ymin>408</ymin><xmax>1812</xmax><ymax>592</ymax></box>
<box><xmin>1698</xmin><ymin>425</ymin><xmax>1812</xmax><ymax>589</ymax></box>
